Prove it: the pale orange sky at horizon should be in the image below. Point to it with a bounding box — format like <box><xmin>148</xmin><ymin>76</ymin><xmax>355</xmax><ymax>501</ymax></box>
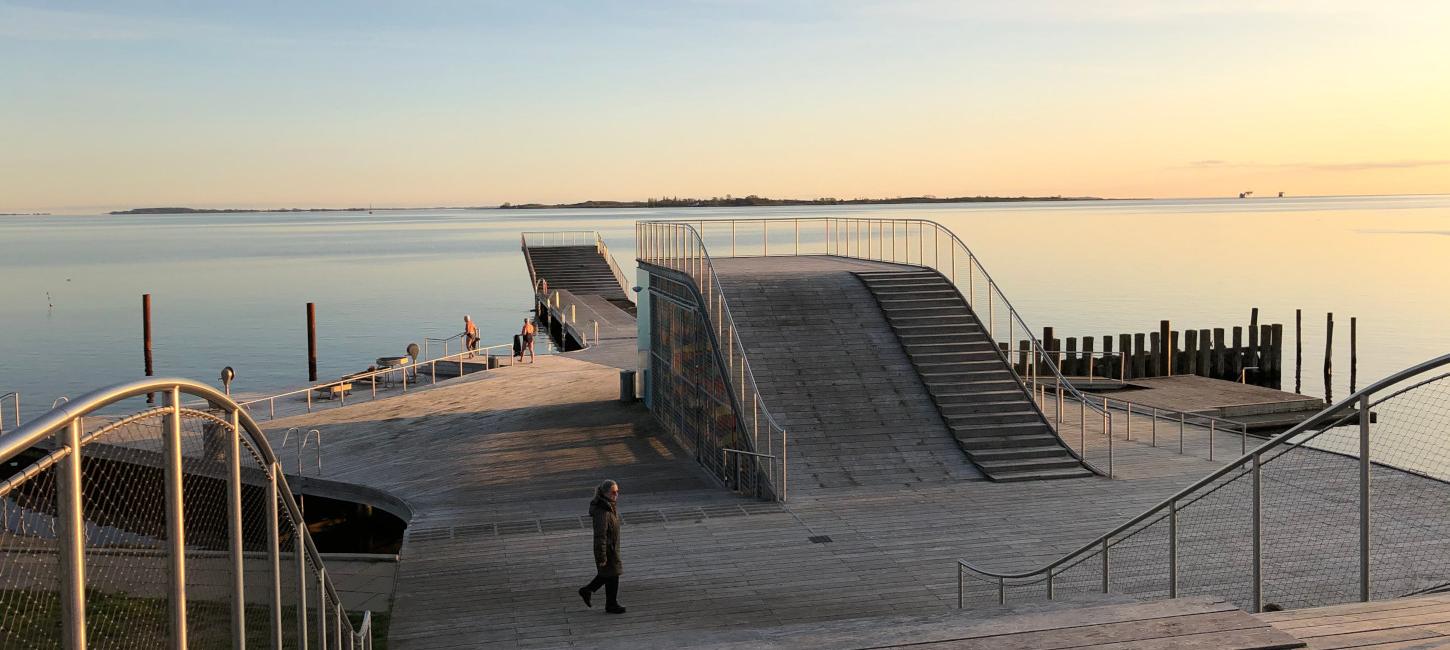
<box><xmin>3</xmin><ymin>1</ymin><xmax>1448</xmax><ymax>213</ymax></box>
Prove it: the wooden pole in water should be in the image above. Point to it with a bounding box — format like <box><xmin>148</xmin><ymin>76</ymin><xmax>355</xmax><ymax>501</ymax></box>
<box><xmin>1231</xmin><ymin>326</ymin><xmax>1244</xmax><ymax>381</ymax></box>
<box><xmin>1259</xmin><ymin>324</ymin><xmax>1273</xmax><ymax>387</ymax></box>
<box><xmin>1133</xmin><ymin>333</ymin><xmax>1147</xmax><ymax>379</ymax></box>
<box><xmin>1324</xmin><ymin>312</ymin><xmax>1334</xmax><ymax>403</ymax></box>
<box><xmin>1042</xmin><ymin>327</ymin><xmax>1054</xmax><ymax>375</ymax></box>
<box><xmin>1213</xmin><ymin>328</ymin><xmax>1227</xmax><ymax>379</ymax></box>
<box><xmin>1270</xmin><ymin>323</ymin><xmax>1284</xmax><ymax>389</ymax></box>
<box><xmin>1148</xmin><ymin>332</ymin><xmax>1162</xmax><ymax>378</ymax></box>
<box><xmin>1066</xmin><ymin>337</ymin><xmax>1078</xmax><ymax>376</ymax></box>
<box><xmin>1119</xmin><ymin>334</ymin><xmax>1132</xmax><ymax>380</ymax></box>
<box><xmin>1248</xmin><ymin>308</ymin><xmax>1260</xmax><ymax>370</ymax></box>
<box><xmin>1159</xmin><ymin>320</ymin><xmax>1172</xmax><ymax>376</ymax></box>
<box><xmin>1197</xmin><ymin>329</ymin><xmax>1210</xmax><ymax>377</ymax></box>
<box><xmin>143</xmin><ymin>294</ymin><xmax>154</xmax><ymax>403</ymax></box>
<box><xmin>1339</xmin><ymin>317</ymin><xmax>1351</xmax><ymax>394</ymax></box>
<box><xmin>306</xmin><ymin>302</ymin><xmax>318</xmax><ymax>382</ymax></box>
<box><xmin>1170</xmin><ymin>330</ymin><xmax>1181</xmax><ymax>374</ymax></box>
<box><xmin>1082</xmin><ymin>335</ymin><xmax>1095</xmax><ymax>379</ymax></box>
<box><xmin>1295</xmin><ymin>309</ymin><xmax>1303</xmax><ymax>394</ymax></box>
<box><xmin>1184</xmin><ymin>329</ymin><xmax>1199</xmax><ymax>376</ymax></box>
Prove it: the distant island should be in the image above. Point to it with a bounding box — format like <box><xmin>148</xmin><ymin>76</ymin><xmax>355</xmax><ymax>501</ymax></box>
<box><xmin>0</xmin><ymin>212</ymin><xmax>51</xmax><ymax>216</ymax></box>
<box><xmin>110</xmin><ymin>206</ymin><xmax>376</xmax><ymax>214</ymax></box>
<box><xmin>500</xmin><ymin>194</ymin><xmax>1103</xmax><ymax>209</ymax></box>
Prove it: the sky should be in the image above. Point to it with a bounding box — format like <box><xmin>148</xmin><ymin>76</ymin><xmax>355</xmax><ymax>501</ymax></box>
<box><xmin>2</xmin><ymin>0</ymin><xmax>1449</xmax><ymax>213</ymax></box>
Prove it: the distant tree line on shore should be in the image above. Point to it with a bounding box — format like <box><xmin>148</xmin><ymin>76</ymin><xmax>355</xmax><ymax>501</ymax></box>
<box><xmin>499</xmin><ymin>194</ymin><xmax>1102</xmax><ymax>209</ymax></box>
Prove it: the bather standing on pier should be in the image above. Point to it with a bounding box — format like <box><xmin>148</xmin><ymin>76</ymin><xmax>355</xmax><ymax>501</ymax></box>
<box><xmin>579</xmin><ymin>479</ymin><xmax>626</xmax><ymax>613</ymax></box>
<box><xmin>520</xmin><ymin>318</ymin><xmax>536</xmax><ymax>363</ymax></box>
<box><xmin>463</xmin><ymin>315</ymin><xmax>480</xmax><ymax>357</ymax></box>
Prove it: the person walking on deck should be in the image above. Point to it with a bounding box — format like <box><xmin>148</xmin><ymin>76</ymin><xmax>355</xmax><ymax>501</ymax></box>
<box><xmin>578</xmin><ymin>479</ymin><xmax>626</xmax><ymax>614</ymax></box>
<box><xmin>520</xmin><ymin>317</ymin><xmax>536</xmax><ymax>363</ymax></box>
<box><xmin>463</xmin><ymin>315</ymin><xmax>480</xmax><ymax>357</ymax></box>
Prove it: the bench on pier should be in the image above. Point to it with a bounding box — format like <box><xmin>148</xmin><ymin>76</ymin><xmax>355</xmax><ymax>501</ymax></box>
<box><xmin>313</xmin><ymin>382</ymin><xmax>352</xmax><ymax>400</ymax></box>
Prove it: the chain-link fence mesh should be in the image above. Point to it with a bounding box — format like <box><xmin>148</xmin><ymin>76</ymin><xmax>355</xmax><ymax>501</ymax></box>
<box><xmin>0</xmin><ymin>462</ymin><xmax>61</xmax><ymax>648</ymax></box>
<box><xmin>962</xmin><ymin>368</ymin><xmax>1450</xmax><ymax>613</ymax></box>
<box><xmin>0</xmin><ymin>390</ymin><xmax>370</xmax><ymax>649</ymax></box>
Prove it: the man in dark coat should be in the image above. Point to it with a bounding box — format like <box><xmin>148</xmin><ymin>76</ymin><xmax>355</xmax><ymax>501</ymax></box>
<box><xmin>578</xmin><ymin>479</ymin><xmax>626</xmax><ymax>613</ymax></box>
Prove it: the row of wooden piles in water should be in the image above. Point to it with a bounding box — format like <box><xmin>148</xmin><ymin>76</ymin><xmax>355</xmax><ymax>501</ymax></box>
<box><xmin>1009</xmin><ymin>313</ymin><xmax>1285</xmax><ymax>389</ymax></box>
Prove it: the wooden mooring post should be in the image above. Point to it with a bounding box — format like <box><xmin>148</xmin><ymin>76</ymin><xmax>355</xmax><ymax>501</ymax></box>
<box><xmin>1270</xmin><ymin>323</ymin><xmax>1284</xmax><ymax>389</ymax></box>
<box><xmin>143</xmin><ymin>293</ymin><xmax>154</xmax><ymax>404</ymax></box>
<box><xmin>1184</xmin><ymin>329</ymin><xmax>1199</xmax><ymax>376</ymax></box>
<box><xmin>1133</xmin><ymin>333</ymin><xmax>1147</xmax><ymax>378</ymax></box>
<box><xmin>1159</xmin><ymin>320</ymin><xmax>1172</xmax><ymax>376</ymax></box>
<box><xmin>1324</xmin><ymin>312</ymin><xmax>1334</xmax><ymax>403</ymax></box>
<box><xmin>1248</xmin><ymin>308</ymin><xmax>1260</xmax><ymax>372</ymax></box>
<box><xmin>1198</xmin><ymin>328</ymin><xmax>1211</xmax><ymax>377</ymax></box>
<box><xmin>306</xmin><ymin>302</ymin><xmax>318</xmax><ymax>382</ymax></box>
<box><xmin>1295</xmin><ymin>309</ymin><xmax>1303</xmax><ymax>394</ymax></box>
<box><xmin>1350</xmin><ymin>316</ymin><xmax>1358</xmax><ymax>393</ymax></box>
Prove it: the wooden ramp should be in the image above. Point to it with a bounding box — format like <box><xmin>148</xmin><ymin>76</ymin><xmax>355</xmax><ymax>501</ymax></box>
<box><xmin>711</xmin><ymin>256</ymin><xmax>985</xmax><ymax>493</ymax></box>
<box><xmin>856</xmin><ymin>269</ymin><xmax>1091</xmax><ymax>481</ymax></box>
<box><xmin>593</xmin><ymin>596</ymin><xmax>1304</xmax><ymax>649</ymax></box>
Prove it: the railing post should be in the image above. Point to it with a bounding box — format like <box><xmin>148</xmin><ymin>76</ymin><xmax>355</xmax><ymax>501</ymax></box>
<box><xmin>297</xmin><ymin>536</ymin><xmax>309</xmax><ymax>649</ymax></box>
<box><xmin>1169</xmin><ymin>500</ymin><xmax>1178</xmax><ymax>598</ymax></box>
<box><xmin>1252</xmin><ymin>453</ymin><xmax>1263</xmax><ymax>613</ymax></box>
<box><xmin>1179</xmin><ymin>412</ymin><xmax>1185</xmax><ymax>454</ymax></box>
<box><xmin>998</xmin><ymin>576</ymin><xmax>1005</xmax><ymax>605</ymax></box>
<box><xmin>1107</xmin><ymin>413</ymin><xmax>1113</xmax><ymax>478</ymax></box>
<box><xmin>228</xmin><ymin>408</ymin><xmax>247</xmax><ymax>650</ymax></box>
<box><xmin>1359</xmin><ymin>393</ymin><xmax>1371</xmax><ymax>602</ymax></box>
<box><xmin>335</xmin><ymin>602</ymin><xmax>343</xmax><ymax>650</ymax></box>
<box><xmin>57</xmin><ymin>417</ymin><xmax>87</xmax><ymax>650</ymax></box>
<box><xmin>268</xmin><ymin>464</ymin><xmax>284</xmax><ymax>650</ymax></box>
<box><xmin>1101</xmin><ymin>538</ymin><xmax>1110</xmax><ymax>593</ymax></box>
<box><xmin>957</xmin><ymin>564</ymin><xmax>964</xmax><ymax>609</ymax></box>
<box><xmin>165</xmin><ymin>386</ymin><xmax>190</xmax><ymax>649</ymax></box>
<box><xmin>1151</xmin><ymin>408</ymin><xmax>1157</xmax><ymax>446</ymax></box>
<box><xmin>1126</xmin><ymin>402</ymin><xmax>1132</xmax><ymax>440</ymax></box>
<box><xmin>317</xmin><ymin>568</ymin><xmax>328</xmax><ymax>650</ymax></box>
<box><xmin>1209</xmin><ymin>420</ymin><xmax>1215</xmax><ymax>461</ymax></box>
<box><xmin>1047</xmin><ymin>571</ymin><xmax>1054</xmax><ymax>600</ymax></box>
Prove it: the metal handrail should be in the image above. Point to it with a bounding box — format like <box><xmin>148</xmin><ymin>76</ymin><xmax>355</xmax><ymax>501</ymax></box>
<box><xmin>637</xmin><ymin>221</ymin><xmax>789</xmax><ymax>501</ymax></box>
<box><xmin>237</xmin><ymin>341</ymin><xmax>515</xmax><ymax>419</ymax></box>
<box><xmin>0</xmin><ymin>391</ymin><xmax>17</xmax><ymax>433</ymax></box>
<box><xmin>644</xmin><ymin>217</ymin><xmax>1108</xmax><ymax>475</ymax></box>
<box><xmin>594</xmin><ymin>233</ymin><xmax>637</xmax><ymax>303</ymax></box>
<box><xmin>0</xmin><ymin>377</ymin><xmax>375</xmax><ymax>647</ymax></box>
<box><xmin>955</xmin><ymin>352</ymin><xmax>1450</xmax><ymax>610</ymax></box>
<box><xmin>536</xmin><ymin>287</ymin><xmax>599</xmax><ymax>349</ymax></box>
<box><xmin>521</xmin><ymin>230</ymin><xmax>599</xmax><ymax>247</ymax></box>
<box><xmin>422</xmin><ymin>332</ymin><xmax>467</xmax><ymax>360</ymax></box>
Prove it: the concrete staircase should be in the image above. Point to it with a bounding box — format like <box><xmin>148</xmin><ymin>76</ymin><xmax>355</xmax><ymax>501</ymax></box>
<box><xmin>524</xmin><ymin>244</ymin><xmax>633</xmax><ymax>311</ymax></box>
<box><xmin>855</xmin><ymin>269</ymin><xmax>1092</xmax><ymax>482</ymax></box>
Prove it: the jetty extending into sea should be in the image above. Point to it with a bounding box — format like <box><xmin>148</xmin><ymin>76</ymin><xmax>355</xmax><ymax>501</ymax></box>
<box><xmin>2</xmin><ymin>217</ymin><xmax>1447</xmax><ymax>649</ymax></box>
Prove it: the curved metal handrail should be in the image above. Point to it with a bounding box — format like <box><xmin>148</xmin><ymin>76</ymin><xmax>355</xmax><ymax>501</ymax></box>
<box><xmin>0</xmin><ymin>376</ymin><xmax>375</xmax><ymax>647</ymax></box>
<box><xmin>955</xmin><ymin>353</ymin><xmax>1450</xmax><ymax>602</ymax></box>
<box><xmin>0</xmin><ymin>391</ymin><xmax>17</xmax><ymax>433</ymax></box>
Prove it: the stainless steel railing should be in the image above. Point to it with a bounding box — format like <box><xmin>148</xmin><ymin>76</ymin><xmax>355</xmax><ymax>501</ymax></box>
<box><xmin>956</xmin><ymin>353</ymin><xmax>1450</xmax><ymax>613</ymax></box>
<box><xmin>0</xmin><ymin>377</ymin><xmax>376</xmax><ymax>648</ymax></box>
<box><xmin>0</xmin><ymin>391</ymin><xmax>17</xmax><ymax>433</ymax></box>
<box><xmin>646</xmin><ymin>217</ymin><xmax>1112</xmax><ymax>474</ymax></box>
<box><xmin>520</xmin><ymin>230</ymin><xmax>636</xmax><ymax>303</ymax></box>
<box><xmin>637</xmin><ymin>221</ymin><xmax>789</xmax><ymax>501</ymax></box>
<box><xmin>236</xmin><ymin>342</ymin><xmax>515</xmax><ymax>420</ymax></box>
<box><xmin>536</xmin><ymin>288</ymin><xmax>601</xmax><ymax>349</ymax></box>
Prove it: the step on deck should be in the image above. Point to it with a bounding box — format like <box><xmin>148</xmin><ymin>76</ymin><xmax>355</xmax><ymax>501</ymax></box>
<box><xmin>855</xmin><ymin>269</ymin><xmax>1092</xmax><ymax>482</ymax></box>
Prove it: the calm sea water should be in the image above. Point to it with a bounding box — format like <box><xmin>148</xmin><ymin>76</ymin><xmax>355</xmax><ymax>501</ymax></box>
<box><xmin>1</xmin><ymin>195</ymin><xmax>1446</xmax><ymax>423</ymax></box>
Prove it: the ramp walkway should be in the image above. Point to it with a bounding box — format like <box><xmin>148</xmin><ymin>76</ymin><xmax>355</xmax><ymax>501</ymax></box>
<box><xmin>710</xmin><ymin>256</ymin><xmax>984</xmax><ymax>493</ymax></box>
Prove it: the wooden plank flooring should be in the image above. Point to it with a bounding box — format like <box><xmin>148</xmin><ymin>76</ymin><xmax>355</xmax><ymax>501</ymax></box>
<box><xmin>1259</xmin><ymin>594</ymin><xmax>1450</xmax><ymax>648</ymax></box>
<box><xmin>262</xmin><ymin>338</ymin><xmax>1263</xmax><ymax>648</ymax></box>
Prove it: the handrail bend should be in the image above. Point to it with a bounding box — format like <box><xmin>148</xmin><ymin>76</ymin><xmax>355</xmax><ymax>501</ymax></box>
<box><xmin>0</xmin><ymin>391</ymin><xmax>17</xmax><ymax>433</ymax></box>
<box><xmin>0</xmin><ymin>376</ymin><xmax>376</xmax><ymax>647</ymax></box>
<box><xmin>956</xmin><ymin>353</ymin><xmax>1450</xmax><ymax>608</ymax></box>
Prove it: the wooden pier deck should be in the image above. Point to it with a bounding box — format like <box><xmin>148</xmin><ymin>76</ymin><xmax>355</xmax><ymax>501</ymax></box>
<box><xmin>262</xmin><ymin>336</ymin><xmax>1279</xmax><ymax>648</ymax></box>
